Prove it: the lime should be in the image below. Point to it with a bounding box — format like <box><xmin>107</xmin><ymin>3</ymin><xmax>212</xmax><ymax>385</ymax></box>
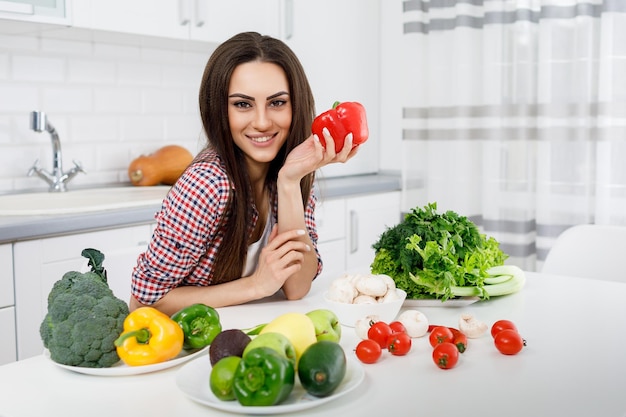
<box><xmin>209</xmin><ymin>356</ymin><xmax>241</xmax><ymax>401</ymax></box>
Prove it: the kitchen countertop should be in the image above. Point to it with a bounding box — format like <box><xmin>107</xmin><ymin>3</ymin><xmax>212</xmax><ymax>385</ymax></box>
<box><xmin>1</xmin><ymin>271</ymin><xmax>625</xmax><ymax>417</ymax></box>
<box><xmin>0</xmin><ymin>173</ymin><xmax>400</xmax><ymax>244</ymax></box>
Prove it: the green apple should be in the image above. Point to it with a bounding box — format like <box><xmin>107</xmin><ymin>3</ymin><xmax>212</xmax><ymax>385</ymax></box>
<box><xmin>306</xmin><ymin>309</ymin><xmax>342</xmax><ymax>343</ymax></box>
<box><xmin>242</xmin><ymin>332</ymin><xmax>297</xmax><ymax>366</ymax></box>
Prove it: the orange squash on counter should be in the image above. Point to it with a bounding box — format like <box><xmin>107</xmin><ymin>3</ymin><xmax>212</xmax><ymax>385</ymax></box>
<box><xmin>128</xmin><ymin>145</ymin><xmax>194</xmax><ymax>186</ymax></box>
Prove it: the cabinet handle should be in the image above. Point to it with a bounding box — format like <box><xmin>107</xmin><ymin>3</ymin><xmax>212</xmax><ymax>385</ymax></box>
<box><xmin>349</xmin><ymin>210</ymin><xmax>358</xmax><ymax>254</ymax></box>
<box><xmin>283</xmin><ymin>0</ymin><xmax>293</xmax><ymax>40</ymax></box>
<box><xmin>194</xmin><ymin>0</ymin><xmax>206</xmax><ymax>27</ymax></box>
<box><xmin>178</xmin><ymin>0</ymin><xmax>191</xmax><ymax>26</ymax></box>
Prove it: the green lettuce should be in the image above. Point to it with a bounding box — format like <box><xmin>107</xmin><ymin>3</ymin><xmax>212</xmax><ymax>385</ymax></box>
<box><xmin>370</xmin><ymin>202</ymin><xmax>508</xmax><ymax>300</ymax></box>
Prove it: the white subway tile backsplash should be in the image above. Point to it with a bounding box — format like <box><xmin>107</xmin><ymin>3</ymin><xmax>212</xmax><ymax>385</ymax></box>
<box><xmin>142</xmin><ymin>89</ymin><xmax>184</xmax><ymax>114</ymax></box>
<box><xmin>0</xmin><ymin>34</ymin><xmax>38</xmax><ymax>52</ymax></box>
<box><xmin>141</xmin><ymin>47</ymin><xmax>183</xmax><ymax>64</ymax></box>
<box><xmin>12</xmin><ymin>55</ymin><xmax>65</xmax><ymax>82</ymax></box>
<box><xmin>118</xmin><ymin>62</ymin><xmax>161</xmax><ymax>86</ymax></box>
<box><xmin>164</xmin><ymin>114</ymin><xmax>203</xmax><ymax>142</ymax></box>
<box><xmin>120</xmin><ymin>115</ymin><xmax>164</xmax><ymax>141</ymax></box>
<box><xmin>42</xmin><ymin>86</ymin><xmax>93</xmax><ymax>113</ymax></box>
<box><xmin>0</xmin><ymin>82</ymin><xmax>38</xmax><ymax>112</ymax></box>
<box><xmin>93</xmin><ymin>42</ymin><xmax>141</xmax><ymax>61</ymax></box>
<box><xmin>94</xmin><ymin>87</ymin><xmax>141</xmax><ymax>113</ymax></box>
<box><xmin>40</xmin><ymin>38</ymin><xmax>93</xmax><ymax>56</ymax></box>
<box><xmin>0</xmin><ymin>34</ymin><xmax>206</xmax><ymax>193</ymax></box>
<box><xmin>69</xmin><ymin>116</ymin><xmax>119</xmax><ymax>142</ymax></box>
<box><xmin>68</xmin><ymin>59</ymin><xmax>116</xmax><ymax>84</ymax></box>
<box><xmin>162</xmin><ymin>65</ymin><xmax>202</xmax><ymax>87</ymax></box>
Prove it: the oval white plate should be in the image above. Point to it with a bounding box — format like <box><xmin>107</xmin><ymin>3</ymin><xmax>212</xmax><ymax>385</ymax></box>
<box><xmin>176</xmin><ymin>354</ymin><xmax>365</xmax><ymax>415</ymax></box>
<box><xmin>44</xmin><ymin>346</ymin><xmax>208</xmax><ymax>376</ymax></box>
<box><xmin>403</xmin><ymin>296</ymin><xmax>480</xmax><ymax>308</ymax></box>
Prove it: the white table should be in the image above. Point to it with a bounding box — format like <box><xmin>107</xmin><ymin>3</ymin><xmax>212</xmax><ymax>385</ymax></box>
<box><xmin>1</xmin><ymin>271</ymin><xmax>625</xmax><ymax>417</ymax></box>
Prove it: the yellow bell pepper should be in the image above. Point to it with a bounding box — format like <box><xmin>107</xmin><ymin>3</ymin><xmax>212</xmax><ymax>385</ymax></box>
<box><xmin>114</xmin><ymin>307</ymin><xmax>184</xmax><ymax>366</ymax></box>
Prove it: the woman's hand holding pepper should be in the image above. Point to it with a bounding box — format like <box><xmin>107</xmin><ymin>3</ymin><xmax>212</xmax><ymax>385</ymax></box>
<box><xmin>279</xmin><ymin>128</ymin><xmax>358</xmax><ymax>183</ymax></box>
<box><xmin>250</xmin><ymin>226</ymin><xmax>312</xmax><ymax>298</ymax></box>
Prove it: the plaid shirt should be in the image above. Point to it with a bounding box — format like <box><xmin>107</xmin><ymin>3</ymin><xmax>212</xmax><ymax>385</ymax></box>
<box><xmin>131</xmin><ymin>149</ymin><xmax>322</xmax><ymax>305</ymax></box>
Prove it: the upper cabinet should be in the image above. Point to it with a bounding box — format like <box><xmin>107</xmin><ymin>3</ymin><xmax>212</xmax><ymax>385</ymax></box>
<box><xmin>71</xmin><ymin>0</ymin><xmax>283</xmax><ymax>42</ymax></box>
<box><xmin>0</xmin><ymin>0</ymin><xmax>70</xmax><ymax>25</ymax></box>
<box><xmin>285</xmin><ymin>0</ymin><xmax>381</xmax><ymax>178</ymax></box>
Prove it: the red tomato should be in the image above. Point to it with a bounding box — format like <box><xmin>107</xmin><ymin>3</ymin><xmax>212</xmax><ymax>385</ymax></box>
<box><xmin>432</xmin><ymin>342</ymin><xmax>459</xmax><ymax>369</ymax></box>
<box><xmin>429</xmin><ymin>326</ymin><xmax>454</xmax><ymax>348</ymax></box>
<box><xmin>389</xmin><ymin>321</ymin><xmax>407</xmax><ymax>334</ymax></box>
<box><xmin>386</xmin><ymin>332</ymin><xmax>412</xmax><ymax>356</ymax></box>
<box><xmin>355</xmin><ymin>339</ymin><xmax>382</xmax><ymax>364</ymax></box>
<box><xmin>491</xmin><ymin>319</ymin><xmax>518</xmax><ymax>338</ymax></box>
<box><xmin>494</xmin><ymin>329</ymin><xmax>526</xmax><ymax>355</ymax></box>
<box><xmin>449</xmin><ymin>328</ymin><xmax>468</xmax><ymax>353</ymax></box>
<box><xmin>368</xmin><ymin>322</ymin><xmax>393</xmax><ymax>349</ymax></box>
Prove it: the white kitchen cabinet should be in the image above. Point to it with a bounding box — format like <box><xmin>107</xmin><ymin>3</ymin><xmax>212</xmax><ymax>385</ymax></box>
<box><xmin>13</xmin><ymin>224</ymin><xmax>152</xmax><ymax>360</ymax></box>
<box><xmin>71</xmin><ymin>0</ymin><xmax>283</xmax><ymax>43</ymax></box>
<box><xmin>315</xmin><ymin>191</ymin><xmax>401</xmax><ymax>280</ymax></box>
<box><xmin>0</xmin><ymin>244</ymin><xmax>16</xmax><ymax>365</ymax></box>
<box><xmin>0</xmin><ymin>0</ymin><xmax>69</xmax><ymax>25</ymax></box>
<box><xmin>286</xmin><ymin>0</ymin><xmax>381</xmax><ymax>178</ymax></box>
<box><xmin>315</xmin><ymin>198</ymin><xmax>347</xmax><ymax>286</ymax></box>
<box><xmin>345</xmin><ymin>191</ymin><xmax>401</xmax><ymax>272</ymax></box>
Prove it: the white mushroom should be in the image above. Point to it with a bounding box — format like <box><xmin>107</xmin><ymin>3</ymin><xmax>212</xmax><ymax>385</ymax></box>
<box><xmin>355</xmin><ymin>274</ymin><xmax>388</xmax><ymax>297</ymax></box>
<box><xmin>379</xmin><ymin>288</ymin><xmax>401</xmax><ymax>303</ymax></box>
<box><xmin>379</xmin><ymin>274</ymin><xmax>397</xmax><ymax>291</ymax></box>
<box><xmin>326</xmin><ymin>278</ymin><xmax>357</xmax><ymax>304</ymax></box>
<box><xmin>353</xmin><ymin>294</ymin><xmax>378</xmax><ymax>304</ymax></box>
<box><xmin>397</xmin><ymin>309</ymin><xmax>429</xmax><ymax>338</ymax></box>
<box><xmin>354</xmin><ymin>315</ymin><xmax>380</xmax><ymax>339</ymax></box>
<box><xmin>458</xmin><ymin>313</ymin><xmax>489</xmax><ymax>338</ymax></box>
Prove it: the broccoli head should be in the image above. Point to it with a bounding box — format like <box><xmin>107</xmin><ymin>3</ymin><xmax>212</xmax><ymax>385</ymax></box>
<box><xmin>40</xmin><ymin>248</ymin><xmax>130</xmax><ymax>368</ymax></box>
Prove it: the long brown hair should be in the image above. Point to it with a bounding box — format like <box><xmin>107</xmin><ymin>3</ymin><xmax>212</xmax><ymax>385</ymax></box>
<box><xmin>198</xmin><ymin>32</ymin><xmax>316</xmax><ymax>284</ymax></box>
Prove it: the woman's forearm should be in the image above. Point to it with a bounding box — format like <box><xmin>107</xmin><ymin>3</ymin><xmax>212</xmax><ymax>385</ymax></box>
<box><xmin>131</xmin><ymin>276</ymin><xmax>263</xmax><ymax>316</ymax></box>
<box><xmin>276</xmin><ymin>177</ymin><xmax>317</xmax><ymax>299</ymax></box>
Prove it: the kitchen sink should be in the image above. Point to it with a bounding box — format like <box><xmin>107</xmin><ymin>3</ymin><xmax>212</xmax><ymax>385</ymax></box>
<box><xmin>0</xmin><ymin>186</ymin><xmax>171</xmax><ymax>216</ymax></box>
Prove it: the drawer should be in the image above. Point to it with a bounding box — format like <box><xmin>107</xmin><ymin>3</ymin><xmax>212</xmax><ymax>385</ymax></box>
<box><xmin>0</xmin><ymin>244</ymin><xmax>13</xmax><ymax>308</ymax></box>
<box><xmin>315</xmin><ymin>198</ymin><xmax>346</xmax><ymax>242</ymax></box>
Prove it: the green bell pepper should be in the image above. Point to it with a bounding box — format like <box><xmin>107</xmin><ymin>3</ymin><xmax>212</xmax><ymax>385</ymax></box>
<box><xmin>171</xmin><ymin>303</ymin><xmax>222</xmax><ymax>350</ymax></box>
<box><xmin>233</xmin><ymin>347</ymin><xmax>295</xmax><ymax>406</ymax></box>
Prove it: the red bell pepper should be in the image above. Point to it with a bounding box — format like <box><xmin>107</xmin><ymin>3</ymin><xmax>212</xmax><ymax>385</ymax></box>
<box><xmin>312</xmin><ymin>101</ymin><xmax>369</xmax><ymax>153</ymax></box>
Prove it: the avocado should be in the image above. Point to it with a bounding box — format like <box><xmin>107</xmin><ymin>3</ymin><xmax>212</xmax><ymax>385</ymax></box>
<box><xmin>297</xmin><ymin>340</ymin><xmax>347</xmax><ymax>397</ymax></box>
<box><xmin>209</xmin><ymin>329</ymin><xmax>251</xmax><ymax>366</ymax></box>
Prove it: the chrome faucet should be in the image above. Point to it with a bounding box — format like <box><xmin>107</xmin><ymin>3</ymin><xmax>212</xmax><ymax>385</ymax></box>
<box><xmin>28</xmin><ymin>111</ymin><xmax>84</xmax><ymax>192</ymax></box>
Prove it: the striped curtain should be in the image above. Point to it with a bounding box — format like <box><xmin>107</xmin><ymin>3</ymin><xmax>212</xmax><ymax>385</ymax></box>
<box><xmin>400</xmin><ymin>0</ymin><xmax>626</xmax><ymax>271</ymax></box>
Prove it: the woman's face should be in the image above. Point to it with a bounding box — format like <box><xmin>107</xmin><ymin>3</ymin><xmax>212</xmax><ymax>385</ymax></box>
<box><xmin>228</xmin><ymin>61</ymin><xmax>292</xmax><ymax>170</ymax></box>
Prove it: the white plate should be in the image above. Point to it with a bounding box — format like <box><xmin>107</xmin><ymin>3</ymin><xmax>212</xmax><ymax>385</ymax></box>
<box><xmin>176</xmin><ymin>354</ymin><xmax>365</xmax><ymax>415</ymax></box>
<box><xmin>403</xmin><ymin>296</ymin><xmax>480</xmax><ymax>308</ymax></box>
<box><xmin>44</xmin><ymin>346</ymin><xmax>208</xmax><ymax>376</ymax></box>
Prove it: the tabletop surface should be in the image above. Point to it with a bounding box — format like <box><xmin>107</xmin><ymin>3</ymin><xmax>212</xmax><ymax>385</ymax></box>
<box><xmin>1</xmin><ymin>271</ymin><xmax>625</xmax><ymax>417</ymax></box>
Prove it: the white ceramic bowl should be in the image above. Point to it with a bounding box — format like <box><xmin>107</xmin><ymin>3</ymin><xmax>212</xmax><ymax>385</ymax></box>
<box><xmin>323</xmin><ymin>289</ymin><xmax>407</xmax><ymax>327</ymax></box>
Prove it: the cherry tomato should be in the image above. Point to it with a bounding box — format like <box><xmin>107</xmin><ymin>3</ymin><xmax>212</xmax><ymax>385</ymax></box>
<box><xmin>355</xmin><ymin>339</ymin><xmax>382</xmax><ymax>364</ymax></box>
<box><xmin>494</xmin><ymin>329</ymin><xmax>526</xmax><ymax>355</ymax></box>
<box><xmin>368</xmin><ymin>322</ymin><xmax>393</xmax><ymax>349</ymax></box>
<box><xmin>389</xmin><ymin>321</ymin><xmax>407</xmax><ymax>334</ymax></box>
<box><xmin>429</xmin><ymin>326</ymin><xmax>454</xmax><ymax>348</ymax></box>
<box><xmin>491</xmin><ymin>319</ymin><xmax>518</xmax><ymax>338</ymax></box>
<box><xmin>386</xmin><ymin>332</ymin><xmax>412</xmax><ymax>356</ymax></box>
<box><xmin>449</xmin><ymin>327</ymin><xmax>468</xmax><ymax>353</ymax></box>
<box><xmin>432</xmin><ymin>342</ymin><xmax>459</xmax><ymax>369</ymax></box>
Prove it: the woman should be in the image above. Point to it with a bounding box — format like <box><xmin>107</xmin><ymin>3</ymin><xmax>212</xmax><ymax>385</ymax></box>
<box><xmin>129</xmin><ymin>32</ymin><xmax>358</xmax><ymax>315</ymax></box>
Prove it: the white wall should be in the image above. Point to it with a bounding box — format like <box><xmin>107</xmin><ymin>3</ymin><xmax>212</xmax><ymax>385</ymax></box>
<box><xmin>0</xmin><ymin>30</ymin><xmax>212</xmax><ymax>193</ymax></box>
